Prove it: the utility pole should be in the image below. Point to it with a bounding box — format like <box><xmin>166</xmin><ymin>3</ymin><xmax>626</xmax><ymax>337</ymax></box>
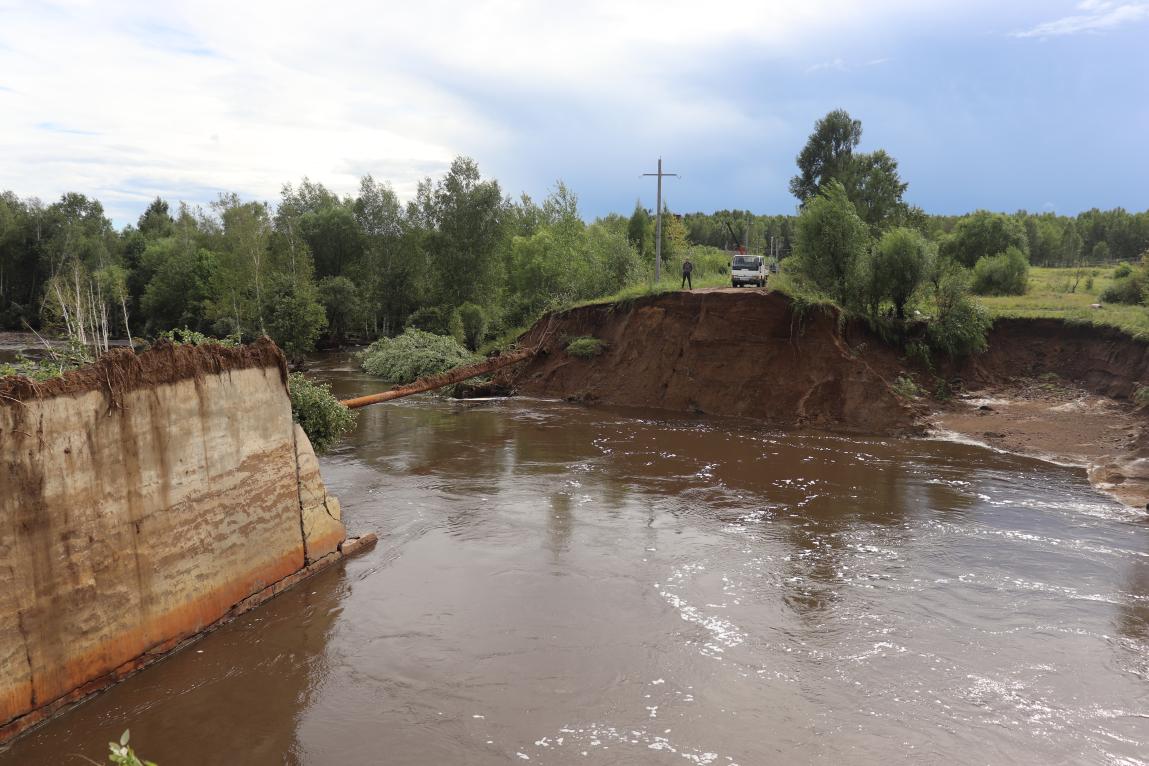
<box><xmin>642</xmin><ymin>158</ymin><xmax>678</xmax><ymax>284</ymax></box>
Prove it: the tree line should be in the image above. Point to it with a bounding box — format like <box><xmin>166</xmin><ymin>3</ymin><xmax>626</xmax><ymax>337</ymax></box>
<box><xmin>2</xmin><ymin>119</ymin><xmax>1147</xmax><ymax>362</ymax></box>
<box><xmin>0</xmin><ymin>159</ymin><xmax>655</xmax><ymax>360</ymax></box>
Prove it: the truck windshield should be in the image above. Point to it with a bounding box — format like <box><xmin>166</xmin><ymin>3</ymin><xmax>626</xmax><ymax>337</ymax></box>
<box><xmin>732</xmin><ymin>257</ymin><xmax>761</xmax><ymax>270</ymax></box>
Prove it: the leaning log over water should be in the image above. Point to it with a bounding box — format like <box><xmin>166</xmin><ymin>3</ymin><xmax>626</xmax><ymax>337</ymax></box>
<box><xmin>341</xmin><ymin>347</ymin><xmax>536</xmax><ymax>409</ymax></box>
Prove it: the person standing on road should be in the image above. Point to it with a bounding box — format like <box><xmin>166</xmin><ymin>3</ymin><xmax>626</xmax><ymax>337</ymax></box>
<box><xmin>681</xmin><ymin>258</ymin><xmax>693</xmax><ymax>290</ymax></box>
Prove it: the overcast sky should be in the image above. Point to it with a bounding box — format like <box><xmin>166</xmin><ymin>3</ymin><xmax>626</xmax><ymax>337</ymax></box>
<box><xmin>1</xmin><ymin>0</ymin><xmax>1147</xmax><ymax>227</ymax></box>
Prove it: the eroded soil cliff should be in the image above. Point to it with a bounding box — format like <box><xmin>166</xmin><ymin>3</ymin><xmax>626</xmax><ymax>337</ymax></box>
<box><xmin>506</xmin><ymin>288</ymin><xmax>919</xmax><ymax>433</ymax></box>
<box><xmin>506</xmin><ymin>289</ymin><xmax>1149</xmax><ymax>506</ymax></box>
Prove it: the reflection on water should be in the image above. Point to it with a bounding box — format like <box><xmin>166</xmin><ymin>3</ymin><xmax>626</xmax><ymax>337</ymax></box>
<box><xmin>3</xmin><ymin>351</ymin><xmax>1148</xmax><ymax>765</ymax></box>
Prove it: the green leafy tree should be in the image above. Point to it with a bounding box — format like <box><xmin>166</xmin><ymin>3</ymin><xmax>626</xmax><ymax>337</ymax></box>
<box><xmin>137</xmin><ymin>197</ymin><xmax>174</xmax><ymax>240</ymax></box>
<box><xmin>205</xmin><ymin>193</ymin><xmax>273</xmax><ymax>336</ymax></box>
<box><xmin>262</xmin><ymin>272</ymin><xmax>326</xmax><ymax>362</ymax></box>
<box><xmin>939</xmin><ymin>211</ymin><xmax>1029</xmax><ymax>267</ymax></box>
<box><xmin>848</xmin><ymin>149</ymin><xmax>909</xmax><ymax>232</ymax></box>
<box><xmin>792</xmin><ymin>180</ymin><xmax>871</xmax><ymax>303</ymax></box>
<box><xmin>317</xmin><ymin>275</ymin><xmax>362</xmax><ymax>345</ymax></box>
<box><xmin>140</xmin><ymin>239</ymin><xmax>215</xmax><ymax>332</ymax></box>
<box><xmin>790</xmin><ymin>110</ymin><xmax>908</xmax><ymax>233</ymax></box>
<box><xmin>925</xmin><ymin>263</ymin><xmax>991</xmax><ymax>357</ymax></box>
<box><xmin>353</xmin><ymin>175</ymin><xmax>420</xmax><ymax>336</ymax></box>
<box><xmin>971</xmin><ymin>245</ymin><xmax>1029</xmax><ymax>295</ymax></box>
<box><xmin>790</xmin><ymin>109</ymin><xmax>863</xmax><ymax>203</ymax></box>
<box><xmin>423</xmin><ymin>157</ymin><xmax>504</xmax><ymax>308</ymax></box>
<box><xmin>627</xmin><ymin>201</ymin><xmax>652</xmax><ymax>259</ymax></box>
<box><xmin>862</xmin><ymin>227</ymin><xmax>931</xmax><ymax>318</ymax></box>
<box><xmin>453</xmin><ymin>302</ymin><xmax>488</xmax><ymax>350</ymax></box>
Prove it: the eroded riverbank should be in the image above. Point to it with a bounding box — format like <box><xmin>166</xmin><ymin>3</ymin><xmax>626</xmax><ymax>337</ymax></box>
<box><xmin>506</xmin><ymin>290</ymin><xmax>1149</xmax><ymax>506</ymax></box>
<box><xmin>4</xmin><ymin>352</ymin><xmax>1146</xmax><ymax>765</ymax></box>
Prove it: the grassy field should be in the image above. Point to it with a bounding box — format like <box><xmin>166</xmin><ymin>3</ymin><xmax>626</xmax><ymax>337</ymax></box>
<box><xmin>538</xmin><ymin>264</ymin><xmax>1149</xmax><ymax>347</ymax></box>
<box><xmin>977</xmin><ymin>266</ymin><xmax>1149</xmax><ymax>340</ymax></box>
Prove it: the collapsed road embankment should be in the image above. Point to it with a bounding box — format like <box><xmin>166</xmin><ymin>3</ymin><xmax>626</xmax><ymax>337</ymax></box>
<box><xmin>0</xmin><ymin>338</ymin><xmax>372</xmax><ymax>743</ymax></box>
<box><xmin>505</xmin><ymin>288</ymin><xmax>1149</xmax><ymax>505</ymax></box>
<box><xmin>506</xmin><ymin>288</ymin><xmax>919</xmax><ymax>433</ymax></box>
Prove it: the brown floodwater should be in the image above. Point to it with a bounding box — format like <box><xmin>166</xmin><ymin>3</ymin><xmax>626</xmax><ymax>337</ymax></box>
<box><xmin>4</xmin><ymin>352</ymin><xmax>1148</xmax><ymax>765</ymax></box>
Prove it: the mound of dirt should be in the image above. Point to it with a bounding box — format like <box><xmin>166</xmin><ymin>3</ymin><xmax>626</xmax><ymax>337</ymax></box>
<box><xmin>505</xmin><ymin>289</ymin><xmax>919</xmax><ymax>434</ymax></box>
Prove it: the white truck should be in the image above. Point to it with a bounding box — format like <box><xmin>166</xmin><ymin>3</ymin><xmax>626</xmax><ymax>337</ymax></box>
<box><xmin>730</xmin><ymin>254</ymin><xmax>766</xmax><ymax>288</ymax></box>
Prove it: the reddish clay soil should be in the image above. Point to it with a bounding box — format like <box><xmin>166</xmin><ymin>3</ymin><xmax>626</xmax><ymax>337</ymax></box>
<box><xmin>506</xmin><ymin>288</ymin><xmax>919</xmax><ymax>434</ymax></box>
<box><xmin>506</xmin><ymin>289</ymin><xmax>1149</xmax><ymax>507</ymax></box>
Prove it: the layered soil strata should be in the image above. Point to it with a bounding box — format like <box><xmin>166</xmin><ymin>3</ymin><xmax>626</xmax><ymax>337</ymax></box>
<box><xmin>0</xmin><ymin>339</ymin><xmax>357</xmax><ymax>743</ymax></box>
<box><xmin>506</xmin><ymin>288</ymin><xmax>919</xmax><ymax>434</ymax></box>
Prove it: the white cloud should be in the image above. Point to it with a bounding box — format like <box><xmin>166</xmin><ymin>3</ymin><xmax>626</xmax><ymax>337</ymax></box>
<box><xmin>0</xmin><ymin>0</ymin><xmax>1002</xmax><ymax>223</ymax></box>
<box><xmin>1011</xmin><ymin>1</ymin><xmax>1149</xmax><ymax>37</ymax></box>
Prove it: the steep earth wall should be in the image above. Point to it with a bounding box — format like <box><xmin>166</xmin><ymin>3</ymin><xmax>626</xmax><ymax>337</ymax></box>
<box><xmin>507</xmin><ymin>289</ymin><xmax>918</xmax><ymax>433</ymax></box>
<box><xmin>962</xmin><ymin>318</ymin><xmax>1149</xmax><ymax>398</ymax></box>
<box><xmin>0</xmin><ymin>339</ymin><xmax>350</xmax><ymax>740</ymax></box>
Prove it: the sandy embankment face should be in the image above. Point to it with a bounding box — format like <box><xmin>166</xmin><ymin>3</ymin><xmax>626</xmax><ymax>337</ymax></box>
<box><xmin>930</xmin><ymin>378</ymin><xmax>1149</xmax><ymax>507</ymax></box>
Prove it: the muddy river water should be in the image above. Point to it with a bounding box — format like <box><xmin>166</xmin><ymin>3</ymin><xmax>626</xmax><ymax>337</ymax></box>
<box><xmin>4</xmin><ymin>352</ymin><xmax>1149</xmax><ymax>764</ymax></box>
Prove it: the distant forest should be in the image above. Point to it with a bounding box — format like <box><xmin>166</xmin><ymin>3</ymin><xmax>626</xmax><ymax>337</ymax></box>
<box><xmin>1</xmin><ymin>153</ymin><xmax>1147</xmax><ymax>357</ymax></box>
<box><xmin>685</xmin><ymin>206</ymin><xmax>1149</xmax><ymax>268</ymax></box>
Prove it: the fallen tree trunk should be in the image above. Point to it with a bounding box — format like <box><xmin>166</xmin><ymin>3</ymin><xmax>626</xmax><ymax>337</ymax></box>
<box><xmin>340</xmin><ymin>347</ymin><xmax>536</xmax><ymax>409</ymax></box>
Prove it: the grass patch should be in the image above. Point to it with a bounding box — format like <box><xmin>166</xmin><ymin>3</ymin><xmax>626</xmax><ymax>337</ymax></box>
<box><xmin>977</xmin><ymin>266</ymin><xmax>1149</xmax><ymax>340</ymax></box>
<box><xmin>565</xmin><ymin>336</ymin><xmax>606</xmax><ymax>358</ymax></box>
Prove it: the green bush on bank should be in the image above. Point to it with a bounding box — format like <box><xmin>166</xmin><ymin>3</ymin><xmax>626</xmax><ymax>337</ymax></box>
<box><xmin>1100</xmin><ymin>274</ymin><xmax>1144</xmax><ymax>304</ymax></box>
<box><xmin>359</xmin><ymin>328</ymin><xmax>476</xmax><ymax>383</ymax></box>
<box><xmin>288</xmin><ymin>372</ymin><xmax>356</xmax><ymax>452</ymax></box>
<box><xmin>925</xmin><ymin>267</ymin><xmax>992</xmax><ymax>357</ymax></box>
<box><xmin>971</xmin><ymin>246</ymin><xmax>1029</xmax><ymax>296</ymax></box>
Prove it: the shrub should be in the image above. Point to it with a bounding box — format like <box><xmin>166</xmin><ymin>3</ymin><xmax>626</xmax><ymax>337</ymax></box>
<box><xmin>971</xmin><ymin>246</ymin><xmax>1028</xmax><ymax>296</ymax></box>
<box><xmin>1114</xmin><ymin>261</ymin><xmax>1133</xmax><ymax>279</ymax></box>
<box><xmin>566</xmin><ymin>336</ymin><xmax>606</xmax><ymax>358</ymax></box>
<box><xmin>453</xmin><ymin>302</ymin><xmax>488</xmax><ymax>351</ymax></box>
<box><xmin>792</xmin><ymin>180</ymin><xmax>871</xmax><ymax>303</ymax></box>
<box><xmin>288</xmin><ymin>372</ymin><xmax>356</xmax><ymax>452</ymax></box>
<box><xmin>927</xmin><ymin>267</ymin><xmax>991</xmax><ymax>358</ymax></box>
<box><xmin>933</xmin><ymin>377</ymin><xmax>953</xmax><ymax>401</ymax></box>
<box><xmin>928</xmin><ymin>296</ymin><xmax>990</xmax><ymax>357</ymax></box>
<box><xmin>1134</xmin><ymin>385</ymin><xmax>1149</xmax><ymax>407</ymax></box>
<box><xmin>859</xmin><ymin>227</ymin><xmax>931</xmax><ymax>318</ymax></box>
<box><xmin>891</xmin><ymin>375</ymin><xmax>920</xmax><ymax>399</ymax></box>
<box><xmin>0</xmin><ymin>339</ymin><xmax>93</xmax><ymax>381</ymax></box>
<box><xmin>359</xmin><ymin>328</ymin><xmax>476</xmax><ymax>383</ymax></box>
<box><xmin>939</xmin><ymin>210</ymin><xmax>1029</xmax><ymax>268</ymax></box>
<box><xmin>262</xmin><ymin>273</ymin><xmax>327</xmax><ymax>362</ymax></box>
<box><xmin>157</xmin><ymin>328</ymin><xmax>238</xmax><ymax>347</ymax></box>
<box><xmin>1100</xmin><ymin>276</ymin><xmax>1144</xmax><ymax>305</ymax></box>
<box><xmin>905</xmin><ymin>339</ymin><xmax>933</xmax><ymax>370</ymax></box>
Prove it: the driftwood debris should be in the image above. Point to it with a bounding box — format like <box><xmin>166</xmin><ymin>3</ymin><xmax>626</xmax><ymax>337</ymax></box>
<box><xmin>340</xmin><ymin>347</ymin><xmax>535</xmax><ymax>410</ymax></box>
